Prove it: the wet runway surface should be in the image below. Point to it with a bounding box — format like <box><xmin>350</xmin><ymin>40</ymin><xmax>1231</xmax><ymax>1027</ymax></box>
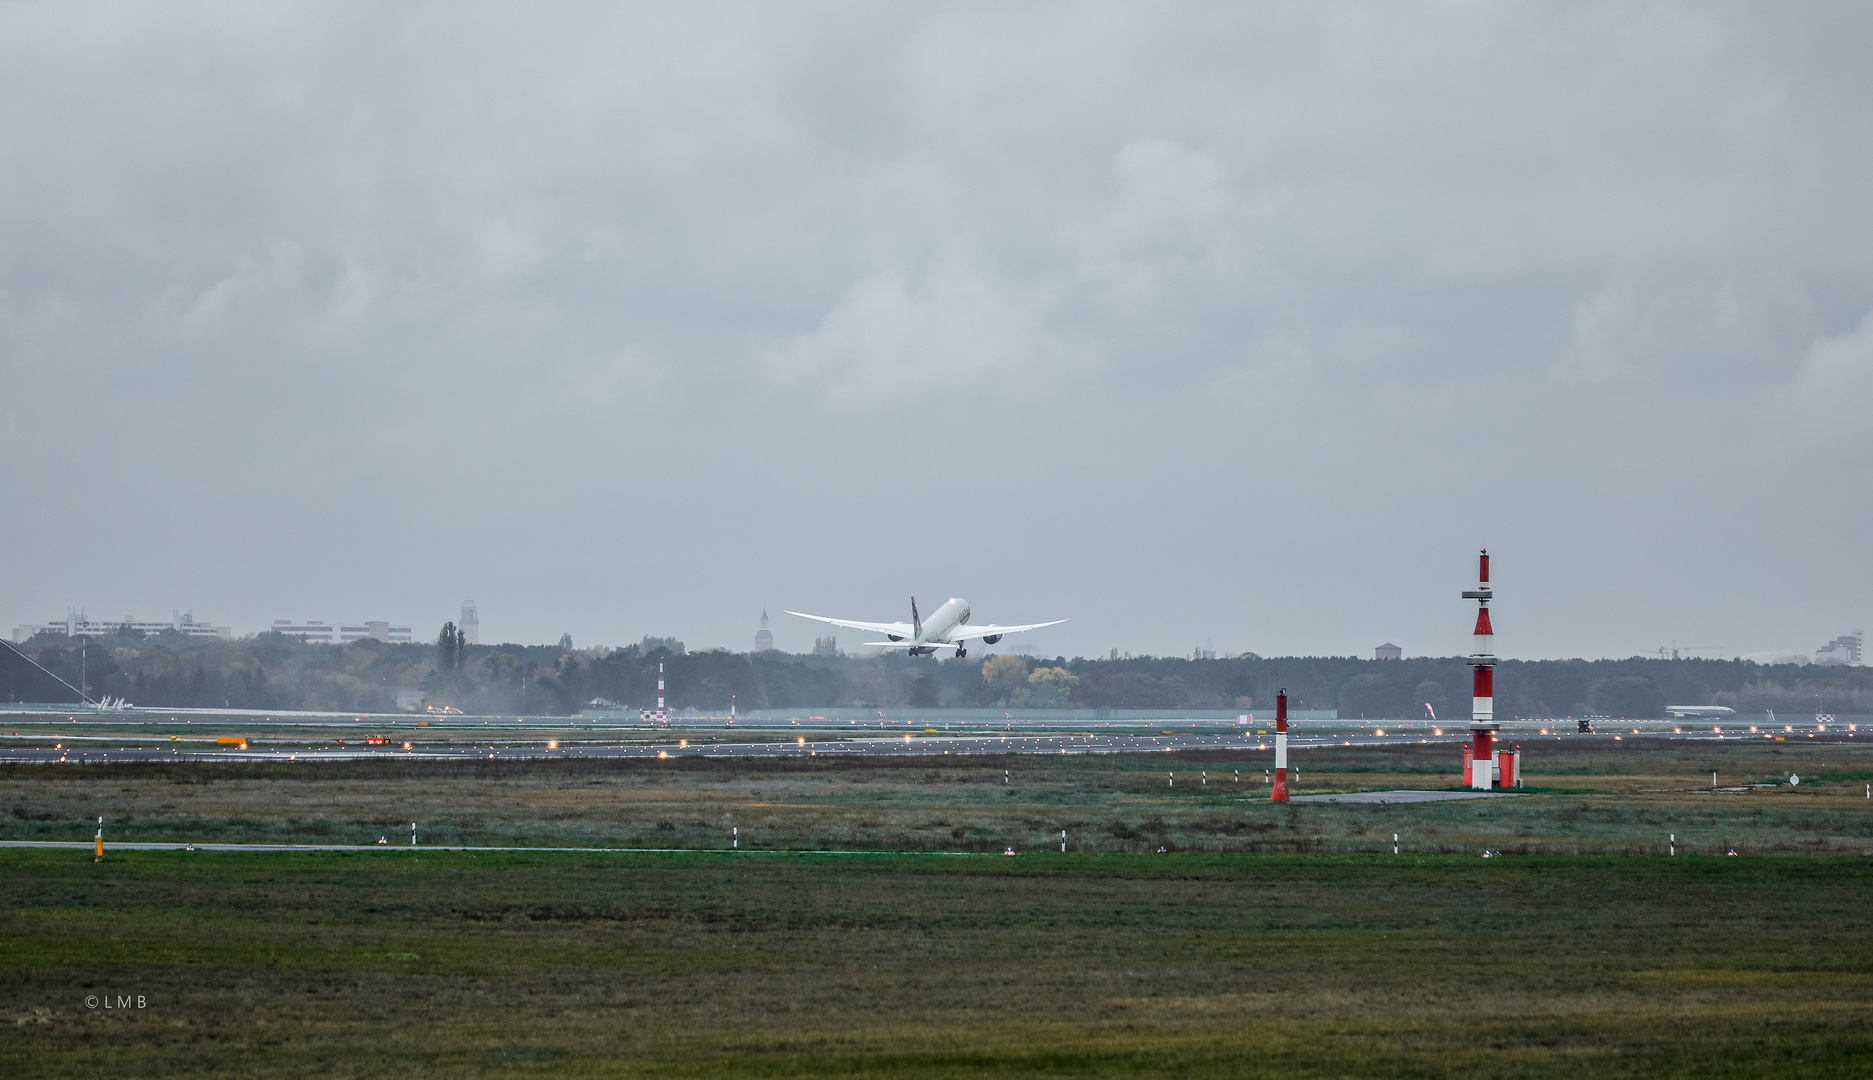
<box><xmin>0</xmin><ymin>715</ymin><xmax>1844</xmax><ymax>766</ymax></box>
<box><xmin>0</xmin><ymin>730</ymin><xmax>1482</xmax><ymax>764</ymax></box>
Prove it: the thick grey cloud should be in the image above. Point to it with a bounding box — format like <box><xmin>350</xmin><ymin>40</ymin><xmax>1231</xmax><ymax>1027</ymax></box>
<box><xmin>3</xmin><ymin>2</ymin><xmax>1869</xmax><ymax>661</ymax></box>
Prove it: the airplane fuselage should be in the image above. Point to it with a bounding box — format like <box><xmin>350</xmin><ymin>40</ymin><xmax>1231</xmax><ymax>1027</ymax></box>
<box><xmin>897</xmin><ymin>598</ymin><xmax>971</xmax><ymax>654</ymax></box>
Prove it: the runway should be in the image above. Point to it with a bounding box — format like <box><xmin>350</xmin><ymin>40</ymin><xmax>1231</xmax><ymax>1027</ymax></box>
<box><xmin>0</xmin><ymin>730</ymin><xmax>1462</xmax><ymax>764</ymax></box>
<box><xmin>0</xmin><ymin>717</ymin><xmax>1845</xmax><ymax>766</ymax></box>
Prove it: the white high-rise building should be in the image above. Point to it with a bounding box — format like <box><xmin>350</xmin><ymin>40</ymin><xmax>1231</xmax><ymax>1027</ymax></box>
<box><xmin>1816</xmin><ymin>630</ymin><xmax>1864</xmax><ymax>666</ymax></box>
<box><xmin>461</xmin><ymin>601</ymin><xmax>480</xmax><ymax>645</ymax></box>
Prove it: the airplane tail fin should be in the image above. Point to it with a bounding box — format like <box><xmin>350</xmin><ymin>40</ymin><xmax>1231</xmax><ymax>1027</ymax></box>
<box><xmin>910</xmin><ymin>597</ymin><xmax>922</xmax><ymax>639</ymax></box>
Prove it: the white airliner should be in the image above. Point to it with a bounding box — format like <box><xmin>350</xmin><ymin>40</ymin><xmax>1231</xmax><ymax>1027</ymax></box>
<box><xmin>1665</xmin><ymin>705</ymin><xmax>1737</xmax><ymax>720</ymax></box>
<box><xmin>785</xmin><ymin>598</ymin><xmax>1066</xmax><ymax>658</ymax></box>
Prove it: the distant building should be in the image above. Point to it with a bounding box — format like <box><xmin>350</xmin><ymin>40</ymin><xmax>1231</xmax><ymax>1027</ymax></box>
<box><xmin>14</xmin><ymin>610</ymin><xmax>230</xmax><ymax>643</ymax></box>
<box><xmin>1816</xmin><ymin>631</ymin><xmax>1864</xmax><ymax>666</ymax></box>
<box><xmin>270</xmin><ymin>621</ymin><xmax>335</xmax><ymax>642</ymax></box>
<box><xmin>1193</xmin><ymin>637</ymin><xmax>1216</xmax><ymax>660</ymax></box>
<box><xmin>1375</xmin><ymin>643</ymin><xmax>1402</xmax><ymax>660</ymax></box>
<box><xmin>754</xmin><ymin>610</ymin><xmax>775</xmax><ymax>652</ymax></box>
<box><xmin>352</xmin><ymin>621</ymin><xmax>413</xmax><ymax>644</ymax></box>
<box><xmin>269</xmin><ymin>620</ymin><xmax>413</xmax><ymax>644</ymax></box>
<box><xmin>461</xmin><ymin>601</ymin><xmax>480</xmax><ymax>645</ymax></box>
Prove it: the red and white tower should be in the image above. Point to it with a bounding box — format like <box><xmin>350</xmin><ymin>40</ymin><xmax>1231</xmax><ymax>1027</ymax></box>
<box><xmin>642</xmin><ymin>657</ymin><xmax>670</xmax><ymax>725</ymax></box>
<box><xmin>1461</xmin><ymin>550</ymin><xmax>1519</xmax><ymax>789</ymax></box>
<box><xmin>1271</xmin><ymin>688</ymin><xmax>1290</xmax><ymax>802</ymax></box>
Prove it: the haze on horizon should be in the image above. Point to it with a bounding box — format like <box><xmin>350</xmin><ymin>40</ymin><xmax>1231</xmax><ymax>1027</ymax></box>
<box><xmin>2</xmin><ymin>3</ymin><xmax>1869</xmax><ymax>663</ymax></box>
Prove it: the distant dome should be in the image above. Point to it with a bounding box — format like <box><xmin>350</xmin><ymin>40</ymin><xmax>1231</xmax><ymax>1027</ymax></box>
<box><xmin>755</xmin><ymin>610</ymin><xmax>775</xmax><ymax>652</ymax></box>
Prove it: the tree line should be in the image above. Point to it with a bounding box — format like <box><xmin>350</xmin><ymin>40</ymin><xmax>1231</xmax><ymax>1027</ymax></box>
<box><xmin>6</xmin><ymin>626</ymin><xmax>1871</xmax><ymax>718</ymax></box>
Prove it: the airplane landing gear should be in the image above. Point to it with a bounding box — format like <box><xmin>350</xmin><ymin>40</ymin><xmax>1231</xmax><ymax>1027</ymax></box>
<box><xmin>954</xmin><ymin>647</ymin><xmax>967</xmax><ymax>659</ymax></box>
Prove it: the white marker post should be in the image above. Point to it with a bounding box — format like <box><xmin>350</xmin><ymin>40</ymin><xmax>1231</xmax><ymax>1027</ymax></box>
<box><xmin>1060</xmin><ymin>829</ymin><xmax>1066</xmax><ymax>853</ymax></box>
<box><xmin>1670</xmin><ymin>834</ymin><xmax>1675</xmax><ymax>856</ymax></box>
<box><xmin>1393</xmin><ymin>833</ymin><xmax>1399</xmax><ymax>855</ymax></box>
<box><xmin>1168</xmin><ymin>772</ymin><xmax>1174</xmax><ymax>787</ymax></box>
<box><xmin>733</xmin><ymin>826</ymin><xmax>738</xmax><ymax>849</ymax></box>
<box><xmin>411</xmin><ymin>822</ymin><xmax>416</xmax><ymax>846</ymax></box>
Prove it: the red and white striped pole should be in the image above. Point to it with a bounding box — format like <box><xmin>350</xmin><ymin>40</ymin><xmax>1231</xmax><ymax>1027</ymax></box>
<box><xmin>1271</xmin><ymin>688</ymin><xmax>1290</xmax><ymax>802</ymax></box>
<box><xmin>1462</xmin><ymin>550</ymin><xmax>1498</xmax><ymax>789</ymax></box>
<box><xmin>657</xmin><ymin>658</ymin><xmax>666</xmax><ymax>712</ymax></box>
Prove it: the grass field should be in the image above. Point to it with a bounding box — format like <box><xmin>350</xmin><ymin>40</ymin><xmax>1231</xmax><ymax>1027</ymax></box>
<box><xmin>5</xmin><ymin>738</ymin><xmax>1873</xmax><ymax>1076</ymax></box>
<box><xmin>5</xmin><ymin>848</ymin><xmax>1872</xmax><ymax>1077</ymax></box>
<box><xmin>5</xmin><ymin>738</ymin><xmax>1870</xmax><ymax>855</ymax></box>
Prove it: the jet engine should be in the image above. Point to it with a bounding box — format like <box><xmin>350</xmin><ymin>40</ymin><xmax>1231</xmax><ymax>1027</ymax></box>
<box><xmin>983</xmin><ymin>634</ymin><xmax>1002</xmax><ymax>645</ymax></box>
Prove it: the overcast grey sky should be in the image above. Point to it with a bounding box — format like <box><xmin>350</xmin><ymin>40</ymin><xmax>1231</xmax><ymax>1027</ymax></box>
<box><xmin>3</xmin><ymin>3</ymin><xmax>1869</xmax><ymax>661</ymax></box>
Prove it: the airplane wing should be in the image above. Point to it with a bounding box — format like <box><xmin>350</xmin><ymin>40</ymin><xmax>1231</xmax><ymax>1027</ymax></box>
<box><xmin>946</xmin><ymin>619</ymin><xmax>1069</xmax><ymax>642</ymax></box>
<box><xmin>785</xmin><ymin>611</ymin><xmax>915</xmax><ymax>638</ymax></box>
